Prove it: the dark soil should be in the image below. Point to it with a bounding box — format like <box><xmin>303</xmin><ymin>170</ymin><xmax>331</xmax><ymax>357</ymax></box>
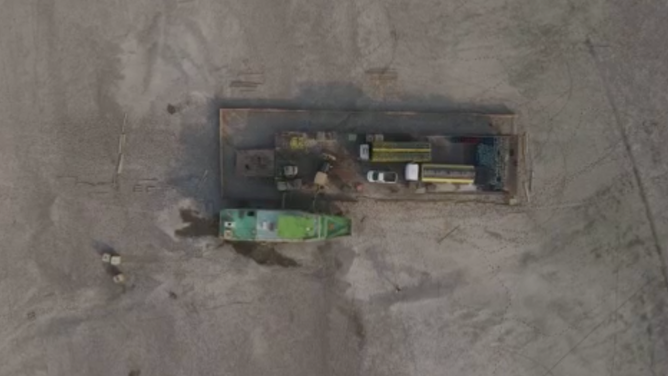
<box><xmin>231</xmin><ymin>242</ymin><xmax>299</xmax><ymax>267</ymax></box>
<box><xmin>175</xmin><ymin>209</ymin><xmax>218</xmax><ymax>237</ymax></box>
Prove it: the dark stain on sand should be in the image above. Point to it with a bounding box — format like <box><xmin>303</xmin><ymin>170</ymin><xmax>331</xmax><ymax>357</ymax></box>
<box><xmin>231</xmin><ymin>242</ymin><xmax>299</xmax><ymax>268</ymax></box>
<box><xmin>175</xmin><ymin>209</ymin><xmax>218</xmax><ymax>237</ymax></box>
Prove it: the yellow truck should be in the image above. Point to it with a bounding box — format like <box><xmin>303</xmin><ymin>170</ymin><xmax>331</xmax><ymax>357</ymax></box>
<box><xmin>359</xmin><ymin>141</ymin><xmax>432</xmax><ymax>162</ymax></box>
<box><xmin>405</xmin><ymin>163</ymin><xmax>476</xmax><ymax>184</ymax></box>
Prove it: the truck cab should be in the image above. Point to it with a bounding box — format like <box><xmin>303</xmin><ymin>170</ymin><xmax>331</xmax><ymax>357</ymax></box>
<box><xmin>405</xmin><ymin>163</ymin><xmax>420</xmax><ymax>181</ymax></box>
<box><xmin>359</xmin><ymin>144</ymin><xmax>370</xmax><ymax>161</ymax></box>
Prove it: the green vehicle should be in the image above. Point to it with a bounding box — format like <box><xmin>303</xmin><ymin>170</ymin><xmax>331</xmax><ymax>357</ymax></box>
<box><xmin>220</xmin><ymin>209</ymin><xmax>352</xmax><ymax>242</ymax></box>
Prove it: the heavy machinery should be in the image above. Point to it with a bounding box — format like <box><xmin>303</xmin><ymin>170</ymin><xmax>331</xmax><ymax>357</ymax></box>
<box><xmin>313</xmin><ymin>153</ymin><xmax>336</xmax><ymax>190</ymax></box>
<box><xmin>276</xmin><ymin>164</ymin><xmax>303</xmax><ymax>191</ymax></box>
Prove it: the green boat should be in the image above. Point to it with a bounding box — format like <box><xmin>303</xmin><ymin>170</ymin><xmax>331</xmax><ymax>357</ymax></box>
<box><xmin>219</xmin><ymin>209</ymin><xmax>352</xmax><ymax>242</ymax></box>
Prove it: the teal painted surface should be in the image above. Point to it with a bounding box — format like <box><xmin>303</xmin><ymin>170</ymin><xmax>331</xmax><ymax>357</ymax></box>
<box><xmin>219</xmin><ymin>209</ymin><xmax>351</xmax><ymax>242</ymax></box>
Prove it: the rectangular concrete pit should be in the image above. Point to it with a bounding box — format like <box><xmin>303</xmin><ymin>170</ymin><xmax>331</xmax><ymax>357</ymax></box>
<box><xmin>220</xmin><ymin>108</ymin><xmax>524</xmax><ymax>205</ymax></box>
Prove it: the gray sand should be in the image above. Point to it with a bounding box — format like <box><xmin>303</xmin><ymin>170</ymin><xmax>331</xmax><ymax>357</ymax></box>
<box><xmin>1</xmin><ymin>0</ymin><xmax>667</xmax><ymax>375</ymax></box>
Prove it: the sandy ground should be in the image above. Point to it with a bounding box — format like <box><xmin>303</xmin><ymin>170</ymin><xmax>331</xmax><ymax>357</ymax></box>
<box><xmin>1</xmin><ymin>0</ymin><xmax>667</xmax><ymax>375</ymax></box>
